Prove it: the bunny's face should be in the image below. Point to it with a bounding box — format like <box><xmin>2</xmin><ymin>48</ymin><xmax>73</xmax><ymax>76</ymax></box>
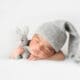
<box><xmin>21</xmin><ymin>34</ymin><xmax>28</xmax><ymax>46</ymax></box>
<box><xmin>16</xmin><ymin>26</ymin><xmax>29</xmax><ymax>47</ymax></box>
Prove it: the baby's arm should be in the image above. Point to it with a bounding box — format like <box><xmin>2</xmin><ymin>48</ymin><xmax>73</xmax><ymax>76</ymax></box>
<box><xmin>10</xmin><ymin>46</ymin><xmax>24</xmax><ymax>59</ymax></box>
<box><xmin>47</xmin><ymin>51</ymin><xmax>65</xmax><ymax>61</ymax></box>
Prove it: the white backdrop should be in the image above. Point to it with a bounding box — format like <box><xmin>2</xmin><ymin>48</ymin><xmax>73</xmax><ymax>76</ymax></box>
<box><xmin>0</xmin><ymin>0</ymin><xmax>80</xmax><ymax>80</ymax></box>
<box><xmin>0</xmin><ymin>0</ymin><xmax>80</xmax><ymax>59</ymax></box>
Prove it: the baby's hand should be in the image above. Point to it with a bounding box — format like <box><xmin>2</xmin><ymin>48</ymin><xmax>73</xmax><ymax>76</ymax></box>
<box><xmin>28</xmin><ymin>55</ymin><xmax>39</xmax><ymax>61</ymax></box>
<box><xmin>10</xmin><ymin>47</ymin><xmax>24</xmax><ymax>59</ymax></box>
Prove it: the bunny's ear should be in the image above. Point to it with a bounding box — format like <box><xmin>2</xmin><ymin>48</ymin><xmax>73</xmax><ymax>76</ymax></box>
<box><xmin>16</xmin><ymin>27</ymin><xmax>23</xmax><ymax>36</ymax></box>
<box><xmin>23</xmin><ymin>26</ymin><xmax>29</xmax><ymax>36</ymax></box>
<box><xmin>16</xmin><ymin>26</ymin><xmax>29</xmax><ymax>36</ymax></box>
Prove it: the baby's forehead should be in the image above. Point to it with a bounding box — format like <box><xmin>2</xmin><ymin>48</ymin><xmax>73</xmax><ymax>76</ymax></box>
<box><xmin>33</xmin><ymin>34</ymin><xmax>45</xmax><ymax>41</ymax></box>
<box><xmin>33</xmin><ymin>34</ymin><xmax>52</xmax><ymax>47</ymax></box>
<box><xmin>33</xmin><ymin>34</ymin><xmax>40</xmax><ymax>39</ymax></box>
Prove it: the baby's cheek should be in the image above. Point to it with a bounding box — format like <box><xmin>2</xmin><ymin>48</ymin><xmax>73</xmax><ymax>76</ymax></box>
<box><xmin>29</xmin><ymin>42</ymin><xmax>37</xmax><ymax>50</ymax></box>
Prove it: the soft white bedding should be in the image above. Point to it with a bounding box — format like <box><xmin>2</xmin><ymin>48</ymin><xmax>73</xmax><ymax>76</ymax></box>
<box><xmin>0</xmin><ymin>59</ymin><xmax>80</xmax><ymax>80</ymax></box>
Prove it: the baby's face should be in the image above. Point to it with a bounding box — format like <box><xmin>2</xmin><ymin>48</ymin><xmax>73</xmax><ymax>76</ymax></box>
<box><xmin>29</xmin><ymin>34</ymin><xmax>55</xmax><ymax>59</ymax></box>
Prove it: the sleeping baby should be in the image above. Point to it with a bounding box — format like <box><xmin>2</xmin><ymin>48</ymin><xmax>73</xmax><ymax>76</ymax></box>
<box><xmin>10</xmin><ymin>20</ymin><xmax>80</xmax><ymax>61</ymax></box>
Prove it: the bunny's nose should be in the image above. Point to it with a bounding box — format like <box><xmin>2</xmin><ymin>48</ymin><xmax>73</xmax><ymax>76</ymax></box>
<box><xmin>21</xmin><ymin>39</ymin><xmax>24</xmax><ymax>42</ymax></box>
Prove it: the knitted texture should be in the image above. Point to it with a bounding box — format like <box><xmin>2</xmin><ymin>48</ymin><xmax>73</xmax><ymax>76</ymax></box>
<box><xmin>35</xmin><ymin>20</ymin><xmax>80</xmax><ymax>58</ymax></box>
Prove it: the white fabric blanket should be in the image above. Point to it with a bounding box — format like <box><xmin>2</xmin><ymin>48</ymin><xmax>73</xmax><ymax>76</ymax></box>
<box><xmin>0</xmin><ymin>59</ymin><xmax>80</xmax><ymax>80</ymax></box>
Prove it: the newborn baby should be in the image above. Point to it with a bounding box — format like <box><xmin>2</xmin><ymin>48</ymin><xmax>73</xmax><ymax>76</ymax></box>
<box><xmin>11</xmin><ymin>20</ymin><xmax>79</xmax><ymax>61</ymax></box>
<box><xmin>11</xmin><ymin>34</ymin><xmax>64</xmax><ymax>60</ymax></box>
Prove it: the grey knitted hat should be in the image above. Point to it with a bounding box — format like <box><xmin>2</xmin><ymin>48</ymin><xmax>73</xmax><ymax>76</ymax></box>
<box><xmin>35</xmin><ymin>21</ymin><xmax>67</xmax><ymax>52</ymax></box>
<box><xmin>35</xmin><ymin>20</ymin><xmax>80</xmax><ymax>55</ymax></box>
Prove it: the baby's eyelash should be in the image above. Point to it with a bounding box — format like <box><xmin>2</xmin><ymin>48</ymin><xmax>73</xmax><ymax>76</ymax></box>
<box><xmin>34</xmin><ymin>38</ymin><xmax>40</xmax><ymax>43</ymax></box>
<box><xmin>36</xmin><ymin>40</ymin><xmax>39</xmax><ymax>43</ymax></box>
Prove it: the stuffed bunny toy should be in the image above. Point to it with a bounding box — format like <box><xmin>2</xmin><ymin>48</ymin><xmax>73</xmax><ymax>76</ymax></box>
<box><xmin>16</xmin><ymin>26</ymin><xmax>30</xmax><ymax>59</ymax></box>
